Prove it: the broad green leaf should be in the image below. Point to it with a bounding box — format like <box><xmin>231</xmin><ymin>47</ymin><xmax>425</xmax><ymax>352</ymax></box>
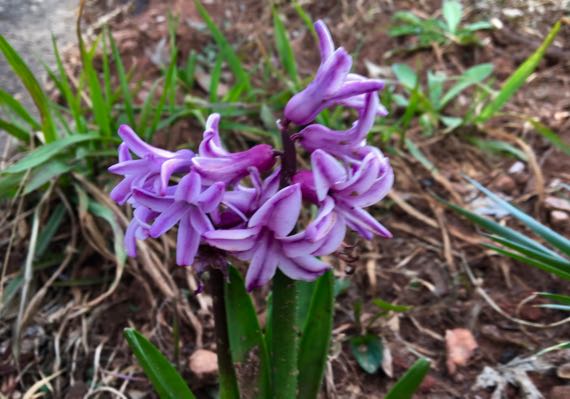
<box><xmin>468</xmin><ymin>177</ymin><xmax>570</xmax><ymax>256</ymax></box>
<box><xmin>225</xmin><ymin>267</ymin><xmax>270</xmax><ymax>398</ymax></box>
<box><xmin>296</xmin><ymin>280</ymin><xmax>316</xmax><ymax>328</ymax></box>
<box><xmin>24</xmin><ymin>160</ymin><xmax>72</xmax><ymax>194</ymax></box>
<box><xmin>427</xmin><ymin>71</ymin><xmax>445</xmax><ymax>109</ymax></box>
<box><xmin>2</xmin><ymin>132</ymin><xmax>99</xmax><ymax>174</ymax></box>
<box><xmin>193</xmin><ymin>0</ymin><xmax>250</xmax><ymax>94</ymax></box>
<box><xmin>477</xmin><ymin>21</ymin><xmax>561</xmax><ymax>123</ymax></box>
<box><xmin>442</xmin><ymin>0</ymin><xmax>462</xmax><ymax>33</ymax></box>
<box><xmin>0</xmin><ymin>35</ymin><xmax>56</xmax><ymax>142</ymax></box>
<box><xmin>440</xmin><ymin>63</ymin><xmax>493</xmax><ymax>107</ymax></box>
<box><xmin>464</xmin><ymin>21</ymin><xmax>493</xmax><ymax>32</ymax></box>
<box><xmin>124</xmin><ymin>328</ymin><xmax>195</xmax><ymax>399</ymax></box>
<box><xmin>440</xmin><ymin>115</ymin><xmax>463</xmax><ymax>130</ymax></box>
<box><xmin>350</xmin><ymin>334</ymin><xmax>383</xmax><ymax>374</ymax></box>
<box><xmin>392</xmin><ymin>63</ymin><xmax>418</xmax><ymax>90</ymax></box>
<box><xmin>385</xmin><ymin>358</ymin><xmax>431</xmax><ymax>399</ymax></box>
<box><xmin>298</xmin><ymin>271</ymin><xmax>334</xmax><ymax>399</ymax></box>
<box><xmin>0</xmin><ymin>88</ymin><xmax>40</xmax><ymax>131</ymax></box>
<box><xmin>0</xmin><ymin>119</ymin><xmax>30</xmax><ymax>142</ymax></box>
<box><xmin>488</xmin><ymin>234</ymin><xmax>570</xmax><ymax>270</ymax></box>
<box><xmin>485</xmin><ymin>244</ymin><xmax>570</xmax><ymax>280</ymax></box>
<box><xmin>273</xmin><ymin>8</ymin><xmax>299</xmax><ymax>85</ymax></box>
<box><xmin>372</xmin><ymin>298</ymin><xmax>412</xmax><ymax>313</ymax></box>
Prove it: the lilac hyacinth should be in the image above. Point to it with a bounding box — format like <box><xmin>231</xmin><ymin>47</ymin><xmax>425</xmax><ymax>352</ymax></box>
<box><xmin>283</xmin><ymin>20</ymin><xmax>386</xmax><ymax>126</ymax></box>
<box><xmin>204</xmin><ymin>185</ymin><xmax>330</xmax><ymax>291</ymax></box>
<box><xmin>109</xmin><ymin>20</ymin><xmax>394</xmax><ymax>291</ymax></box>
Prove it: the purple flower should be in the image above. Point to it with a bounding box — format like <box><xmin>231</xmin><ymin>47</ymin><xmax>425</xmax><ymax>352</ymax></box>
<box><xmin>204</xmin><ymin>184</ymin><xmax>330</xmax><ymax>291</ymax></box>
<box><xmin>192</xmin><ymin>114</ymin><xmax>276</xmax><ymax>184</ymax></box>
<box><xmin>294</xmin><ymin>92</ymin><xmax>378</xmax><ymax>157</ymax></box>
<box><xmin>131</xmin><ymin>170</ymin><xmax>224</xmax><ymax>266</ymax></box>
<box><xmin>293</xmin><ymin>148</ymin><xmax>393</xmax><ymax>239</ymax></box>
<box><xmin>108</xmin><ymin>125</ymin><xmax>193</xmax><ymax>204</ymax></box>
<box><xmin>283</xmin><ymin>20</ymin><xmax>385</xmax><ymax>125</ymax></box>
<box><xmin>124</xmin><ymin>206</ymin><xmax>157</xmax><ymax>257</ymax></box>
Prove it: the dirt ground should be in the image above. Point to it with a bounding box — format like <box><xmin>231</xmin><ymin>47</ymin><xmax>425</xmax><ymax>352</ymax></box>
<box><xmin>1</xmin><ymin>0</ymin><xmax>569</xmax><ymax>398</ymax></box>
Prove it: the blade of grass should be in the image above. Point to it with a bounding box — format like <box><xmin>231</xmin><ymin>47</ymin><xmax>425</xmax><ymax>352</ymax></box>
<box><xmin>209</xmin><ymin>52</ymin><xmax>224</xmax><ymax>105</ymax></box>
<box><xmin>273</xmin><ymin>8</ymin><xmax>299</xmax><ymax>86</ymax></box>
<box><xmin>385</xmin><ymin>358</ymin><xmax>431</xmax><ymax>399</ymax></box>
<box><xmin>146</xmin><ymin>53</ymin><xmax>177</xmax><ymax>140</ymax></box>
<box><xmin>24</xmin><ymin>160</ymin><xmax>72</xmax><ymax>195</ymax></box>
<box><xmin>488</xmin><ymin>234</ymin><xmax>569</xmax><ymax>269</ymax></box>
<box><xmin>2</xmin><ymin>132</ymin><xmax>99</xmax><ymax>174</ymax></box>
<box><xmin>0</xmin><ymin>119</ymin><xmax>30</xmax><ymax>142</ymax></box>
<box><xmin>0</xmin><ymin>35</ymin><xmax>56</xmax><ymax>142</ymax></box>
<box><xmin>0</xmin><ymin>88</ymin><xmax>40</xmax><ymax>131</ymax></box>
<box><xmin>183</xmin><ymin>50</ymin><xmax>198</xmax><ymax>88</ymax></box>
<box><xmin>35</xmin><ymin>203</ymin><xmax>66</xmax><ymax>257</ymax></box>
<box><xmin>485</xmin><ymin>244</ymin><xmax>570</xmax><ymax>280</ymax></box>
<box><xmin>108</xmin><ymin>28</ymin><xmax>136</xmax><ymax>128</ymax></box>
<box><xmin>193</xmin><ymin>0</ymin><xmax>251</xmax><ymax>95</ymax></box>
<box><xmin>101</xmin><ymin>32</ymin><xmax>113</xmax><ymax>111</ymax></box>
<box><xmin>476</xmin><ymin>21</ymin><xmax>561</xmax><ymax>123</ymax></box>
<box><xmin>468</xmin><ymin>177</ymin><xmax>570</xmax><ymax>256</ymax></box>
<box><xmin>292</xmin><ymin>1</ymin><xmax>316</xmax><ymax>39</ymax></box>
<box><xmin>527</xmin><ymin>117</ymin><xmax>570</xmax><ymax>156</ymax></box>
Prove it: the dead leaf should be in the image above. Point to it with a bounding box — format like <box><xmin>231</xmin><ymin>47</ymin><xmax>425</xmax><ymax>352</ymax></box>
<box><xmin>445</xmin><ymin>328</ymin><xmax>478</xmax><ymax>374</ymax></box>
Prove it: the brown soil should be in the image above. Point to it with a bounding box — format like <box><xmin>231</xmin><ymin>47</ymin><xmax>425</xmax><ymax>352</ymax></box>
<box><xmin>1</xmin><ymin>1</ymin><xmax>569</xmax><ymax>398</ymax></box>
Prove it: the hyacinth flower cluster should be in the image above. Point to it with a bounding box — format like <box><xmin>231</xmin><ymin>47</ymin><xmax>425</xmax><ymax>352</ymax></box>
<box><xmin>108</xmin><ymin>20</ymin><xmax>393</xmax><ymax>292</ymax></box>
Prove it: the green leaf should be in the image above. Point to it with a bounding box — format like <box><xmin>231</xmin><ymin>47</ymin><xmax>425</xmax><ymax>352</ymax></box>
<box><xmin>488</xmin><ymin>234</ymin><xmax>570</xmax><ymax>270</ymax></box>
<box><xmin>24</xmin><ymin>160</ymin><xmax>72</xmax><ymax>194</ymax></box>
<box><xmin>88</xmin><ymin>200</ymin><xmax>127</xmax><ymax>268</ymax></box>
<box><xmin>147</xmin><ymin>52</ymin><xmax>177</xmax><ymax>139</ymax></box>
<box><xmin>385</xmin><ymin>358</ymin><xmax>431</xmax><ymax>399</ymax></box>
<box><xmin>350</xmin><ymin>334</ymin><xmax>383</xmax><ymax>374</ymax></box>
<box><xmin>392</xmin><ymin>63</ymin><xmax>418</xmax><ymax>90</ymax></box>
<box><xmin>2</xmin><ymin>132</ymin><xmax>99</xmax><ymax>174</ymax></box>
<box><xmin>35</xmin><ymin>204</ymin><xmax>66</xmax><ymax>257</ymax></box>
<box><xmin>124</xmin><ymin>328</ymin><xmax>195</xmax><ymax>399</ymax></box>
<box><xmin>477</xmin><ymin>21</ymin><xmax>561</xmax><ymax>123</ymax></box>
<box><xmin>468</xmin><ymin>177</ymin><xmax>570</xmax><ymax>256</ymax></box>
<box><xmin>273</xmin><ymin>8</ymin><xmax>299</xmax><ymax>85</ymax></box>
<box><xmin>0</xmin><ymin>119</ymin><xmax>30</xmax><ymax>142</ymax></box>
<box><xmin>485</xmin><ymin>244</ymin><xmax>570</xmax><ymax>280</ymax></box>
<box><xmin>298</xmin><ymin>271</ymin><xmax>334</xmax><ymax>399</ymax></box>
<box><xmin>292</xmin><ymin>1</ymin><xmax>316</xmax><ymax>39</ymax></box>
<box><xmin>464</xmin><ymin>21</ymin><xmax>493</xmax><ymax>32</ymax></box>
<box><xmin>442</xmin><ymin>0</ymin><xmax>462</xmax><ymax>33</ymax></box>
<box><xmin>440</xmin><ymin>115</ymin><xmax>463</xmax><ymax>130</ymax></box>
<box><xmin>225</xmin><ymin>267</ymin><xmax>270</xmax><ymax>398</ymax></box>
<box><xmin>538</xmin><ymin>292</ymin><xmax>570</xmax><ymax>305</ymax></box>
<box><xmin>372</xmin><ymin>298</ymin><xmax>412</xmax><ymax>313</ymax></box>
<box><xmin>440</xmin><ymin>63</ymin><xmax>493</xmax><ymax>108</ymax></box>
<box><xmin>193</xmin><ymin>0</ymin><xmax>250</xmax><ymax>95</ymax></box>
<box><xmin>0</xmin><ymin>88</ymin><xmax>40</xmax><ymax>131</ymax></box>
<box><xmin>526</xmin><ymin>118</ymin><xmax>570</xmax><ymax>156</ymax></box>
<box><xmin>405</xmin><ymin>138</ymin><xmax>438</xmax><ymax>172</ymax></box>
<box><xmin>468</xmin><ymin>137</ymin><xmax>527</xmax><ymax>160</ymax></box>
<box><xmin>209</xmin><ymin>52</ymin><xmax>224</xmax><ymax>104</ymax></box>
<box><xmin>108</xmin><ymin>28</ymin><xmax>136</xmax><ymax>129</ymax></box>
<box><xmin>427</xmin><ymin>71</ymin><xmax>445</xmax><ymax>109</ymax></box>
<box><xmin>0</xmin><ymin>34</ymin><xmax>57</xmax><ymax>142</ymax></box>
<box><xmin>296</xmin><ymin>280</ymin><xmax>316</xmax><ymax>328</ymax></box>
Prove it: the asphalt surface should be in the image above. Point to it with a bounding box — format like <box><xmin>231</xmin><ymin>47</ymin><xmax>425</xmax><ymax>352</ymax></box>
<box><xmin>0</xmin><ymin>0</ymin><xmax>77</xmax><ymax>158</ymax></box>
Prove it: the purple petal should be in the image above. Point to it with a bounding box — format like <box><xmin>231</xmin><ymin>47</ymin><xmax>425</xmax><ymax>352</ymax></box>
<box><xmin>249</xmin><ymin>184</ymin><xmax>302</xmax><ymax>237</ymax></box>
<box><xmin>176</xmin><ymin>214</ymin><xmax>200</xmax><ymax>266</ymax></box>
<box><xmin>160</xmin><ymin>158</ymin><xmax>193</xmax><ymax>194</ymax></box>
<box><xmin>175</xmin><ymin>171</ymin><xmax>202</xmax><ymax>204</ymax></box>
<box><xmin>330</xmin><ymin>80</ymin><xmax>384</xmax><ymax>102</ymax></box>
<box><xmin>189</xmin><ymin>206</ymin><xmax>214</xmax><ymax>234</ymax></box>
<box><xmin>315</xmin><ymin>48</ymin><xmax>353</xmax><ymax>97</ymax></box>
<box><xmin>311</xmin><ymin>150</ymin><xmax>347</xmax><ymax>201</ymax></box>
<box><xmin>149</xmin><ymin>202</ymin><xmax>187</xmax><ymax>237</ymax></box>
<box><xmin>108</xmin><ymin>160</ymin><xmax>150</xmax><ymax>175</ymax></box>
<box><xmin>352</xmin><ymin>160</ymin><xmax>394</xmax><ymax>207</ymax></box>
<box><xmin>124</xmin><ymin>219</ymin><xmax>139</xmax><ymax>257</ymax></box>
<box><xmin>132</xmin><ymin>188</ymin><xmax>173</xmax><ymax>212</ymax></box>
<box><xmin>292</xmin><ymin>170</ymin><xmax>319</xmax><ymax>204</ymax></box>
<box><xmin>118</xmin><ymin>125</ymin><xmax>174</xmax><ymax>159</ymax></box>
<box><xmin>203</xmin><ymin>227</ymin><xmax>261</xmax><ymax>252</ymax></box>
<box><xmin>313</xmin><ymin>215</ymin><xmax>346</xmax><ymax>256</ymax></box>
<box><xmin>278</xmin><ymin>255</ymin><xmax>330</xmax><ymax>281</ymax></box>
<box><xmin>338</xmin><ymin>204</ymin><xmax>392</xmax><ymax>238</ymax></box>
<box><xmin>336</xmin><ymin>152</ymin><xmax>380</xmax><ymax>195</ymax></box>
<box><xmin>245</xmin><ymin>233</ymin><xmax>279</xmax><ymax>291</ymax></box>
<box><xmin>315</xmin><ymin>20</ymin><xmax>335</xmax><ymax>61</ymax></box>
<box><xmin>198</xmin><ymin>182</ymin><xmax>225</xmax><ymax>212</ymax></box>
<box><xmin>110</xmin><ymin>176</ymin><xmax>136</xmax><ymax>204</ymax></box>
<box><xmin>118</xmin><ymin>143</ymin><xmax>131</xmax><ymax>163</ymax></box>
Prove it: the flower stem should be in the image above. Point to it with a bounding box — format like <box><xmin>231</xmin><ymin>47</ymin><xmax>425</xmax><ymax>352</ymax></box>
<box><xmin>271</xmin><ymin>270</ymin><xmax>299</xmax><ymax>399</ymax></box>
<box><xmin>208</xmin><ymin>269</ymin><xmax>240</xmax><ymax>399</ymax></box>
<box><xmin>270</xmin><ymin>120</ymin><xmax>299</xmax><ymax>398</ymax></box>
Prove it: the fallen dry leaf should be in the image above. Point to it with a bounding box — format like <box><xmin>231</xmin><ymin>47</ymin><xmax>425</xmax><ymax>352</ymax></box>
<box><xmin>189</xmin><ymin>349</ymin><xmax>218</xmax><ymax>379</ymax></box>
<box><xmin>446</xmin><ymin>328</ymin><xmax>478</xmax><ymax>374</ymax></box>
